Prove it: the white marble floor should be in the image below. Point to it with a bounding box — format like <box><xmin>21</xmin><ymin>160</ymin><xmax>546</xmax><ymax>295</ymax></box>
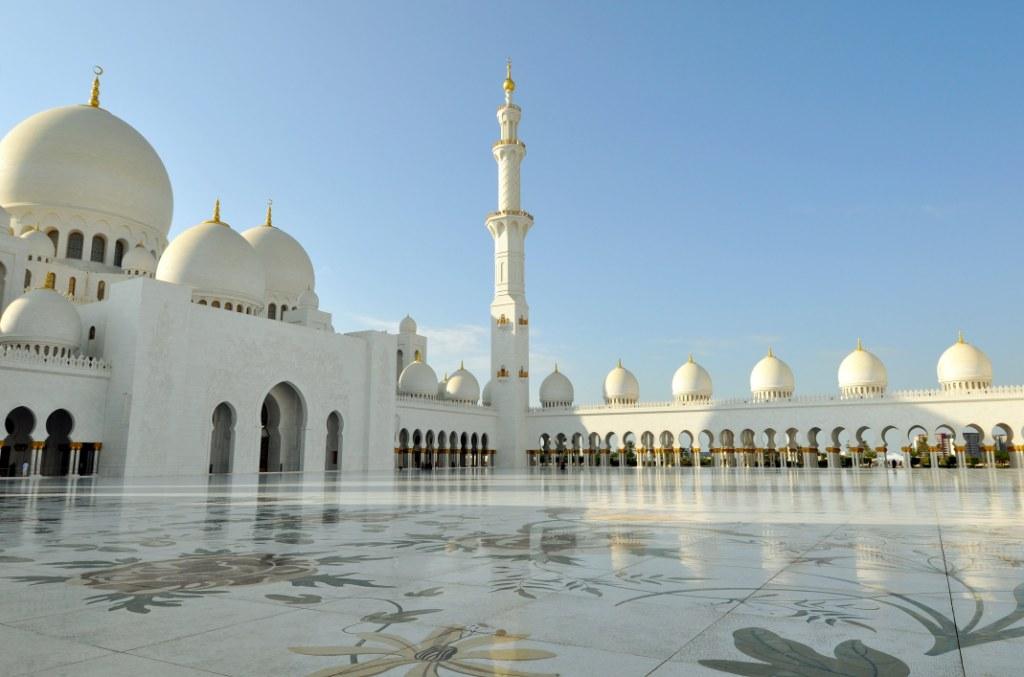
<box><xmin>0</xmin><ymin>467</ymin><xmax>1022</xmax><ymax>676</ymax></box>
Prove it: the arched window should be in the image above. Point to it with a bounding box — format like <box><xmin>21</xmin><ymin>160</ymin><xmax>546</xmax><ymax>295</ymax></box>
<box><xmin>268</xmin><ymin>303</ymin><xmax>276</xmax><ymax>320</ymax></box>
<box><xmin>66</xmin><ymin>232</ymin><xmax>84</xmax><ymax>260</ymax></box>
<box><xmin>90</xmin><ymin>235</ymin><xmax>106</xmax><ymax>263</ymax></box>
<box><xmin>46</xmin><ymin>229</ymin><xmax>59</xmax><ymax>253</ymax></box>
<box><xmin>23</xmin><ymin>270</ymin><xmax>31</xmax><ymax>289</ymax></box>
<box><xmin>225</xmin><ymin>302</ymin><xmax>233</xmax><ymax>311</ymax></box>
<box><xmin>113</xmin><ymin>239</ymin><xmax>127</xmax><ymax>267</ymax></box>
<box><xmin>67</xmin><ymin>277</ymin><xmax>77</xmax><ymax>296</ymax></box>
<box><xmin>198</xmin><ymin>299</ymin><xmax>208</xmax><ymax>305</ymax></box>
<box><xmin>211</xmin><ymin>300</ymin><xmax>221</xmax><ymax>308</ymax></box>
<box><xmin>97</xmin><ymin>280</ymin><xmax>106</xmax><ymax>300</ymax></box>
<box><xmin>88</xmin><ymin>326</ymin><xmax>96</xmax><ymax>340</ymax></box>
<box><xmin>236</xmin><ymin>305</ymin><xmax>242</xmax><ymax>313</ymax></box>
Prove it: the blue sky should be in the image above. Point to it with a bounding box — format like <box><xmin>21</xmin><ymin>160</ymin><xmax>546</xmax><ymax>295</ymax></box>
<box><xmin>2</xmin><ymin>2</ymin><xmax>1022</xmax><ymax>403</ymax></box>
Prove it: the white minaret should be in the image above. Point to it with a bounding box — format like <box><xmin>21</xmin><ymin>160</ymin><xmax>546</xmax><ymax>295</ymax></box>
<box><xmin>488</xmin><ymin>60</ymin><xmax>532</xmax><ymax>468</ymax></box>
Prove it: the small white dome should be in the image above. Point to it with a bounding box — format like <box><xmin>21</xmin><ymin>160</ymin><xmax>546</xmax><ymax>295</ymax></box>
<box><xmin>445</xmin><ymin>363</ymin><xmax>480</xmax><ymax>403</ymax></box>
<box><xmin>155</xmin><ymin>204</ymin><xmax>266</xmax><ymax>307</ymax></box>
<box><xmin>604</xmin><ymin>360</ymin><xmax>639</xmax><ymax>405</ymax></box>
<box><xmin>437</xmin><ymin>372</ymin><xmax>449</xmax><ymax>399</ymax></box>
<box><xmin>671</xmin><ymin>355</ymin><xmax>712</xmax><ymax>402</ymax></box>
<box><xmin>399</xmin><ymin>314</ymin><xmax>417</xmax><ymax>334</ymax></box>
<box><xmin>241</xmin><ymin>215</ymin><xmax>314</xmax><ymax>301</ymax></box>
<box><xmin>19</xmin><ymin>227</ymin><xmax>54</xmax><ymax>260</ymax></box>
<box><xmin>0</xmin><ymin>286</ymin><xmax>81</xmax><ymax>352</ymax></box>
<box><xmin>122</xmin><ymin>243</ymin><xmax>156</xmax><ymax>275</ymax></box>
<box><xmin>937</xmin><ymin>333</ymin><xmax>992</xmax><ymax>391</ymax></box>
<box><xmin>540</xmin><ymin>365</ymin><xmax>574</xmax><ymax>408</ymax></box>
<box><xmin>482</xmin><ymin>379</ymin><xmax>493</xmax><ymax>406</ymax></box>
<box><xmin>398</xmin><ymin>358</ymin><xmax>438</xmax><ymax>398</ymax></box>
<box><xmin>297</xmin><ymin>288</ymin><xmax>319</xmax><ymax>309</ymax></box>
<box><xmin>838</xmin><ymin>339</ymin><xmax>887</xmax><ymax>397</ymax></box>
<box><xmin>0</xmin><ymin>104</ymin><xmax>173</xmax><ymax>236</ymax></box>
<box><xmin>750</xmin><ymin>348</ymin><xmax>795</xmax><ymax>400</ymax></box>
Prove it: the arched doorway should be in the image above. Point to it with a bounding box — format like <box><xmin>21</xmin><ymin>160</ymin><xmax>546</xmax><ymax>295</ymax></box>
<box><xmin>260</xmin><ymin>382</ymin><xmax>306</xmax><ymax>472</ymax></box>
<box><xmin>2</xmin><ymin>406</ymin><xmax>35</xmax><ymax>476</ymax></box>
<box><xmin>209</xmin><ymin>402</ymin><xmax>235</xmax><ymax>473</ymax></box>
<box><xmin>325</xmin><ymin>411</ymin><xmax>342</xmax><ymax>470</ymax></box>
<box><xmin>42</xmin><ymin>409</ymin><xmax>73</xmax><ymax>476</ymax></box>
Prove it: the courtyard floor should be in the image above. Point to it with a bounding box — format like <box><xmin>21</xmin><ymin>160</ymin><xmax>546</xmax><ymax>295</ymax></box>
<box><xmin>0</xmin><ymin>467</ymin><xmax>1021</xmax><ymax>676</ymax></box>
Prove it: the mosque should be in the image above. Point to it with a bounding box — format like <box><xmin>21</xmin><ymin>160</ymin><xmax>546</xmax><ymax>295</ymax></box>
<box><xmin>0</xmin><ymin>65</ymin><xmax>1021</xmax><ymax>478</ymax></box>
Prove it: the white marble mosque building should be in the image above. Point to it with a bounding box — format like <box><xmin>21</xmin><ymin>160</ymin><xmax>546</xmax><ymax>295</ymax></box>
<box><xmin>1</xmin><ymin>66</ymin><xmax>1022</xmax><ymax>478</ymax></box>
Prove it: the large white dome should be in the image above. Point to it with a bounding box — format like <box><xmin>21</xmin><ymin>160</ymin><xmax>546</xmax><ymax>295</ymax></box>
<box><xmin>398</xmin><ymin>358</ymin><xmax>438</xmax><ymax>398</ymax></box>
<box><xmin>482</xmin><ymin>379</ymin><xmax>493</xmax><ymax>406</ymax></box>
<box><xmin>0</xmin><ymin>104</ymin><xmax>173</xmax><ymax>236</ymax></box>
<box><xmin>937</xmin><ymin>333</ymin><xmax>992</xmax><ymax>391</ymax></box>
<box><xmin>540</xmin><ymin>365</ymin><xmax>574</xmax><ymax>408</ymax></box>
<box><xmin>750</xmin><ymin>348</ymin><xmax>795</xmax><ymax>400</ymax></box>
<box><xmin>446</xmin><ymin>363</ymin><xmax>480</xmax><ymax>403</ymax></box>
<box><xmin>240</xmin><ymin>211</ymin><xmax>314</xmax><ymax>301</ymax></box>
<box><xmin>671</xmin><ymin>355</ymin><xmax>712</xmax><ymax>402</ymax></box>
<box><xmin>604</xmin><ymin>360</ymin><xmax>639</xmax><ymax>405</ymax></box>
<box><xmin>155</xmin><ymin>204</ymin><xmax>266</xmax><ymax>308</ymax></box>
<box><xmin>0</xmin><ymin>286</ymin><xmax>81</xmax><ymax>353</ymax></box>
<box><xmin>19</xmin><ymin>227</ymin><xmax>54</xmax><ymax>260</ymax></box>
<box><xmin>838</xmin><ymin>339</ymin><xmax>887</xmax><ymax>397</ymax></box>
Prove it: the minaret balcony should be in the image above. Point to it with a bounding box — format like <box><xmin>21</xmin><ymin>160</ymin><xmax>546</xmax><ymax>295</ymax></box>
<box><xmin>492</xmin><ymin>139</ymin><xmax>526</xmax><ymax>149</ymax></box>
<box><xmin>486</xmin><ymin>208</ymin><xmax>533</xmax><ymax>220</ymax></box>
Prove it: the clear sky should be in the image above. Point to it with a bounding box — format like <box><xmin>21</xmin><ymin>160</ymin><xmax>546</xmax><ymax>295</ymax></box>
<box><xmin>3</xmin><ymin>1</ymin><xmax>1022</xmax><ymax>404</ymax></box>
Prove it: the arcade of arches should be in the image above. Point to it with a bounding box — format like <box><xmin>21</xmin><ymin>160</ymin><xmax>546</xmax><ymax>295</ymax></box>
<box><xmin>2</xmin><ymin>406</ymin><xmax>102</xmax><ymax>477</ymax></box>
<box><xmin>395</xmin><ymin>429</ymin><xmax>493</xmax><ymax>469</ymax></box>
<box><xmin>207</xmin><ymin>382</ymin><xmax>345</xmax><ymax>475</ymax></box>
<box><xmin>529</xmin><ymin>424</ymin><xmax>1022</xmax><ymax>469</ymax></box>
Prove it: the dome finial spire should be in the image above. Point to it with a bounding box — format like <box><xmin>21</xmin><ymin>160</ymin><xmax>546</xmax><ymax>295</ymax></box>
<box><xmin>503</xmin><ymin>57</ymin><xmax>516</xmax><ymax>101</ymax></box>
<box><xmin>264</xmin><ymin>199</ymin><xmax>273</xmax><ymax>227</ymax></box>
<box><xmin>856</xmin><ymin>337</ymin><xmax>863</xmax><ymax>351</ymax></box>
<box><xmin>89</xmin><ymin>65</ymin><xmax>103</xmax><ymax>108</ymax></box>
<box><xmin>554</xmin><ymin>362</ymin><xmax>559</xmax><ymax>373</ymax></box>
<box><xmin>688</xmin><ymin>353</ymin><xmax>694</xmax><ymax>363</ymax></box>
<box><xmin>767</xmin><ymin>346</ymin><xmax>774</xmax><ymax>358</ymax></box>
<box><xmin>212</xmin><ymin>198</ymin><xmax>222</xmax><ymax>223</ymax></box>
<box><xmin>957</xmin><ymin>329</ymin><xmax>965</xmax><ymax>344</ymax></box>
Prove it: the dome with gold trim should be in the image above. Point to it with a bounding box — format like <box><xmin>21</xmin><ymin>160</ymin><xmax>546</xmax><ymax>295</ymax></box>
<box><xmin>240</xmin><ymin>202</ymin><xmax>315</xmax><ymax>303</ymax></box>
<box><xmin>0</xmin><ymin>74</ymin><xmax>172</xmax><ymax>237</ymax></box>
<box><xmin>155</xmin><ymin>201</ymin><xmax>266</xmax><ymax>310</ymax></box>
<box><xmin>0</xmin><ymin>277</ymin><xmax>81</xmax><ymax>355</ymax></box>
<box><xmin>750</xmin><ymin>348</ymin><xmax>795</xmax><ymax>401</ymax></box>
<box><xmin>671</xmin><ymin>355</ymin><xmax>712</xmax><ymax>403</ymax></box>
<box><xmin>603</xmin><ymin>359</ymin><xmax>639</xmax><ymax>405</ymax></box>
<box><xmin>838</xmin><ymin>339</ymin><xmax>887</xmax><ymax>397</ymax></box>
<box><xmin>937</xmin><ymin>332</ymin><xmax>992</xmax><ymax>391</ymax></box>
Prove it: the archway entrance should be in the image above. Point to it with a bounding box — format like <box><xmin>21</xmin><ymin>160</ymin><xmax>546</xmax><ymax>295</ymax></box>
<box><xmin>259</xmin><ymin>383</ymin><xmax>306</xmax><ymax>472</ymax></box>
<box><xmin>2</xmin><ymin>407</ymin><xmax>35</xmax><ymax>476</ymax></box>
<box><xmin>42</xmin><ymin>409</ymin><xmax>73</xmax><ymax>476</ymax></box>
<box><xmin>325</xmin><ymin>412</ymin><xmax>342</xmax><ymax>470</ymax></box>
<box><xmin>209</xmin><ymin>402</ymin><xmax>235</xmax><ymax>473</ymax></box>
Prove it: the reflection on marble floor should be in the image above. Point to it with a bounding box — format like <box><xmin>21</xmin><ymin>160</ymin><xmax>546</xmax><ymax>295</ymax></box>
<box><xmin>0</xmin><ymin>468</ymin><xmax>1022</xmax><ymax>676</ymax></box>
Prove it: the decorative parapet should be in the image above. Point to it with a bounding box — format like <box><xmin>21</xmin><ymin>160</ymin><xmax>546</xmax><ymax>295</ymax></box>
<box><xmin>492</xmin><ymin>139</ymin><xmax>526</xmax><ymax>150</ymax></box>
<box><xmin>396</xmin><ymin>394</ymin><xmax>492</xmax><ymax>411</ymax></box>
<box><xmin>528</xmin><ymin>384</ymin><xmax>1024</xmax><ymax>414</ymax></box>
<box><xmin>0</xmin><ymin>345</ymin><xmax>111</xmax><ymax>376</ymax></box>
<box><xmin>486</xmin><ymin>209</ymin><xmax>534</xmax><ymax>221</ymax></box>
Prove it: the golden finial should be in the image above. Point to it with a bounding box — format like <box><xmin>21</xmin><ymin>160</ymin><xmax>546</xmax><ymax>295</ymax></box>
<box><xmin>554</xmin><ymin>363</ymin><xmax>559</xmax><ymax>373</ymax></box>
<box><xmin>688</xmin><ymin>353</ymin><xmax>694</xmax><ymax>363</ymax></box>
<box><xmin>211</xmin><ymin>199</ymin><xmax>222</xmax><ymax>223</ymax></box>
<box><xmin>442</xmin><ymin>371</ymin><xmax>448</xmax><ymax>380</ymax></box>
<box><xmin>767</xmin><ymin>346</ymin><xmax>774</xmax><ymax>358</ymax></box>
<box><xmin>617</xmin><ymin>358</ymin><xmax>623</xmax><ymax>368</ymax></box>
<box><xmin>264</xmin><ymin>199</ymin><xmax>273</xmax><ymax>227</ymax></box>
<box><xmin>43</xmin><ymin>272</ymin><xmax>56</xmax><ymax>290</ymax></box>
<box><xmin>957</xmin><ymin>330</ymin><xmax>965</xmax><ymax>344</ymax></box>
<box><xmin>459</xmin><ymin>360</ymin><xmax>465</xmax><ymax>370</ymax></box>
<box><xmin>414</xmin><ymin>349</ymin><xmax>422</xmax><ymax>362</ymax></box>
<box><xmin>89</xmin><ymin>66</ymin><xmax>103</xmax><ymax>108</ymax></box>
<box><xmin>856</xmin><ymin>338</ymin><xmax>863</xmax><ymax>351</ymax></box>
<box><xmin>503</xmin><ymin>57</ymin><xmax>516</xmax><ymax>93</ymax></box>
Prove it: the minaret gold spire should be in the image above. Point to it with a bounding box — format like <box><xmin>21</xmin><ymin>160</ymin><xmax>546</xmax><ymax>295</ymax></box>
<box><xmin>264</xmin><ymin>199</ymin><xmax>273</xmax><ymax>227</ymax></box>
<box><xmin>503</xmin><ymin>57</ymin><xmax>515</xmax><ymax>93</ymax></box>
<box><xmin>88</xmin><ymin>66</ymin><xmax>103</xmax><ymax>108</ymax></box>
